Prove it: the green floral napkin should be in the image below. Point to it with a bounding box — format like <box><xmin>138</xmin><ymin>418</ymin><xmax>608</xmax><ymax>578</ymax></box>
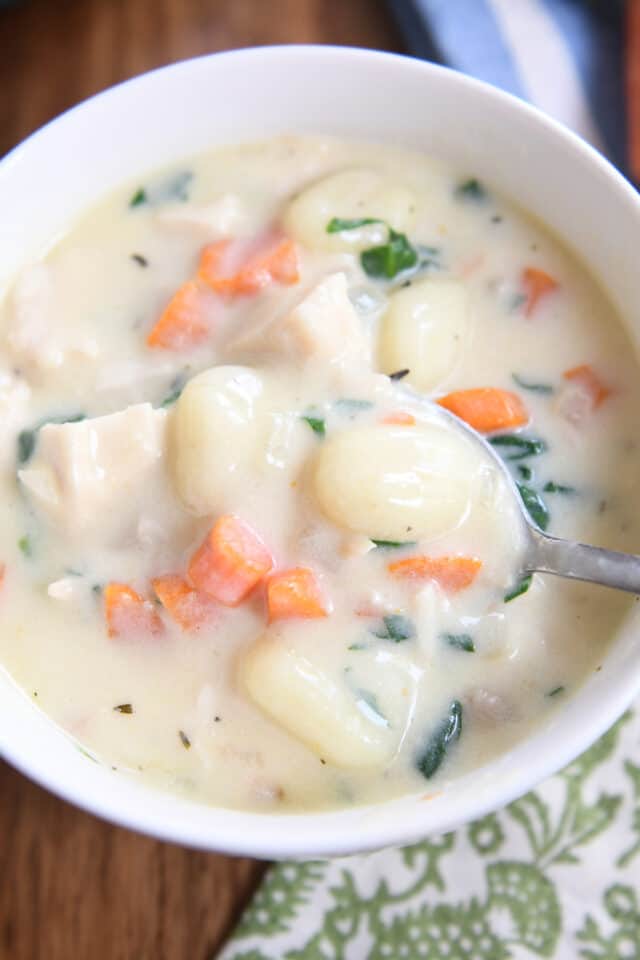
<box><xmin>219</xmin><ymin>710</ymin><xmax>640</xmax><ymax>960</ymax></box>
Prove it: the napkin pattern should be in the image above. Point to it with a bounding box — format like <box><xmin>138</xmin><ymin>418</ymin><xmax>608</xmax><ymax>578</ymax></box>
<box><xmin>219</xmin><ymin>710</ymin><xmax>640</xmax><ymax>959</ymax></box>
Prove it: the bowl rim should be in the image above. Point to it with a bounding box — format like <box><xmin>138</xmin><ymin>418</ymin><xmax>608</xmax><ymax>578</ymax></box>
<box><xmin>2</xmin><ymin>43</ymin><xmax>640</xmax><ymax>859</ymax></box>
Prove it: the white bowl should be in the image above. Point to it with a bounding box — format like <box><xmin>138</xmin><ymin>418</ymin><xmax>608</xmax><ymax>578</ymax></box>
<box><xmin>1</xmin><ymin>45</ymin><xmax>640</xmax><ymax>860</ymax></box>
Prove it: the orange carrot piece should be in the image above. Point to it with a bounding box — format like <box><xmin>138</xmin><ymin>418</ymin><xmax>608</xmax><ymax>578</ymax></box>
<box><xmin>198</xmin><ymin>236</ymin><xmax>299</xmax><ymax>297</ymax></box>
<box><xmin>152</xmin><ymin>574</ymin><xmax>218</xmax><ymax>632</ymax></box>
<box><xmin>563</xmin><ymin>364</ymin><xmax>611</xmax><ymax>409</ymax></box>
<box><xmin>388</xmin><ymin>555</ymin><xmax>482</xmax><ymax>593</ymax></box>
<box><xmin>267</xmin><ymin>567</ymin><xmax>328</xmax><ymax>622</ymax></box>
<box><xmin>381</xmin><ymin>411</ymin><xmax>416</xmax><ymax>426</ymax></box>
<box><xmin>438</xmin><ymin>387</ymin><xmax>528</xmax><ymax>433</ymax></box>
<box><xmin>188</xmin><ymin>515</ymin><xmax>274</xmax><ymax>606</ymax></box>
<box><xmin>147</xmin><ymin>280</ymin><xmax>211</xmax><ymax>350</ymax></box>
<box><xmin>521</xmin><ymin>267</ymin><xmax>558</xmax><ymax>317</ymax></box>
<box><xmin>104</xmin><ymin>583</ymin><xmax>164</xmax><ymax>639</ymax></box>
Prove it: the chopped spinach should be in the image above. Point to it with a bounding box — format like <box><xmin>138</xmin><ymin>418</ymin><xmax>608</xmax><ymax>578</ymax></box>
<box><xmin>178</xmin><ymin>730</ymin><xmax>191</xmax><ymax>749</ymax></box>
<box><xmin>490</xmin><ymin>434</ymin><xmax>547</xmax><ymax>460</ymax></box>
<box><xmin>372</xmin><ymin>614</ymin><xmax>415</xmax><ymax>642</ymax></box>
<box><xmin>371</xmin><ymin>539</ymin><xmax>417</xmax><ymax>550</ymax></box>
<box><xmin>504</xmin><ymin>573</ymin><xmax>533</xmax><ymax>603</ymax></box>
<box><xmin>517</xmin><ymin>483</ymin><xmax>550</xmax><ymax>530</ymax></box>
<box><xmin>455</xmin><ymin>178</ymin><xmax>487</xmax><ymax>203</ymax></box>
<box><xmin>160</xmin><ymin>371</ymin><xmax>188</xmax><ymax>408</ymax></box>
<box><xmin>546</xmin><ymin>685</ymin><xmax>565</xmax><ymax>698</ymax></box>
<box><xmin>114</xmin><ymin>703</ymin><xmax>133</xmax><ymax>714</ymax></box>
<box><xmin>543</xmin><ymin>481</ymin><xmax>576</xmax><ymax>495</ymax></box>
<box><xmin>301</xmin><ymin>414</ymin><xmax>326</xmax><ymax>438</ymax></box>
<box><xmin>355</xmin><ymin>690</ymin><xmax>389</xmax><ymax>727</ymax></box>
<box><xmin>129</xmin><ymin>187</ymin><xmax>147</xmax><ymax>208</ymax></box>
<box><xmin>416</xmin><ymin>700</ymin><xmax>463</xmax><ymax>779</ymax></box>
<box><xmin>361</xmin><ymin>228</ymin><xmax>418</xmax><ymax>279</ymax></box>
<box><xmin>389</xmin><ymin>368</ymin><xmax>410</xmax><ymax>381</ymax></box>
<box><xmin>327</xmin><ymin>216</ymin><xmax>384</xmax><ymax>233</ymax></box>
<box><xmin>442</xmin><ymin>633</ymin><xmax>475</xmax><ymax>653</ymax></box>
<box><xmin>517</xmin><ymin>464</ymin><xmax>533</xmax><ymax>482</ymax></box>
<box><xmin>334</xmin><ymin>398</ymin><xmax>374</xmax><ymax>415</ymax></box>
<box><xmin>18</xmin><ymin>412</ymin><xmax>86</xmax><ymax>464</ymax></box>
<box><xmin>129</xmin><ymin>170</ymin><xmax>193</xmax><ymax>210</ymax></box>
<box><xmin>130</xmin><ymin>253</ymin><xmax>149</xmax><ymax>268</ymax></box>
<box><xmin>18</xmin><ymin>535</ymin><xmax>32</xmax><ymax>558</ymax></box>
<box><xmin>512</xmin><ymin>373</ymin><xmax>554</xmax><ymax>394</ymax></box>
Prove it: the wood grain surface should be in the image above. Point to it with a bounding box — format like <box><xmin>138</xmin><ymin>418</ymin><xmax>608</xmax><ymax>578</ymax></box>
<box><xmin>0</xmin><ymin>1</ymin><xmax>404</xmax><ymax>958</ymax></box>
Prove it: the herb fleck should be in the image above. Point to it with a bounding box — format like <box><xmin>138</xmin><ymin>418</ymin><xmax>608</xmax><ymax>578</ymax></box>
<box><xmin>178</xmin><ymin>730</ymin><xmax>191</xmax><ymax>749</ymax></box>
<box><xmin>372</xmin><ymin>614</ymin><xmax>415</xmax><ymax>643</ymax></box>
<box><xmin>371</xmin><ymin>539</ymin><xmax>417</xmax><ymax>550</ymax></box>
<box><xmin>546</xmin><ymin>685</ymin><xmax>565</xmax><ymax>698</ymax></box>
<box><xmin>389</xmin><ymin>368</ymin><xmax>410</xmax><ymax>381</ymax></box>
<box><xmin>504</xmin><ymin>573</ymin><xmax>533</xmax><ymax>603</ymax></box>
<box><xmin>18</xmin><ymin>535</ymin><xmax>32</xmax><ymax>557</ymax></box>
<box><xmin>160</xmin><ymin>371</ymin><xmax>188</xmax><ymax>408</ymax></box>
<box><xmin>442</xmin><ymin>633</ymin><xmax>475</xmax><ymax>653</ymax></box>
<box><xmin>214</xmin><ymin>715</ymin><xmax>222</xmax><ymax>723</ymax></box>
<box><xmin>348</xmin><ymin>642</ymin><xmax>368</xmax><ymax>651</ymax></box>
<box><xmin>416</xmin><ymin>700</ymin><xmax>463</xmax><ymax>779</ymax></box>
<box><xmin>543</xmin><ymin>481</ymin><xmax>576</xmax><ymax>495</ymax></box>
<box><xmin>130</xmin><ymin>253</ymin><xmax>149</xmax><ymax>268</ymax></box>
<box><xmin>129</xmin><ymin>187</ymin><xmax>147</xmax><ymax>208</ymax></box>
<box><xmin>114</xmin><ymin>703</ymin><xmax>133</xmax><ymax>714</ymax></box>
<box><xmin>517</xmin><ymin>464</ymin><xmax>533</xmax><ymax>482</ymax></box>
<box><xmin>327</xmin><ymin>216</ymin><xmax>384</xmax><ymax>233</ymax></box>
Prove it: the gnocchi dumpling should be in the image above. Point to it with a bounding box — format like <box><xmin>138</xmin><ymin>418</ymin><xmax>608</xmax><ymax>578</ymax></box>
<box><xmin>171</xmin><ymin>365</ymin><xmax>265</xmax><ymax>515</ymax></box>
<box><xmin>314</xmin><ymin>423</ymin><xmax>476</xmax><ymax>541</ymax></box>
<box><xmin>283</xmin><ymin>168</ymin><xmax>416</xmax><ymax>253</ymax></box>
<box><xmin>239</xmin><ymin>628</ymin><xmax>396</xmax><ymax>768</ymax></box>
<box><xmin>378</xmin><ymin>279</ymin><xmax>469</xmax><ymax>391</ymax></box>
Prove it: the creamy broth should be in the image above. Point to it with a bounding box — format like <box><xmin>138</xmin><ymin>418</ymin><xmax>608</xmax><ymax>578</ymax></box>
<box><xmin>0</xmin><ymin>136</ymin><xmax>638</xmax><ymax>812</ymax></box>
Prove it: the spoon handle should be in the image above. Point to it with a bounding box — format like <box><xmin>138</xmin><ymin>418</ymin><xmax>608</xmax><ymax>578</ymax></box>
<box><xmin>528</xmin><ymin>530</ymin><xmax>640</xmax><ymax>594</ymax></box>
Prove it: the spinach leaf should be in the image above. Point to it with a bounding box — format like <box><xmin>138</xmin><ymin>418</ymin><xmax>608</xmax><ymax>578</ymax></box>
<box><xmin>301</xmin><ymin>415</ymin><xmax>326</xmax><ymax>438</ymax></box>
<box><xmin>543</xmin><ymin>481</ymin><xmax>576</xmax><ymax>495</ymax></box>
<box><xmin>327</xmin><ymin>217</ymin><xmax>384</xmax><ymax>233</ymax></box>
<box><xmin>504</xmin><ymin>573</ymin><xmax>533</xmax><ymax>603</ymax></box>
<box><xmin>512</xmin><ymin>373</ymin><xmax>554</xmax><ymax>394</ymax></box>
<box><xmin>361</xmin><ymin>228</ymin><xmax>418</xmax><ymax>279</ymax></box>
<box><xmin>160</xmin><ymin>371</ymin><xmax>188</xmax><ymax>408</ymax></box>
<box><xmin>517</xmin><ymin>483</ymin><xmax>550</xmax><ymax>530</ymax></box>
<box><xmin>442</xmin><ymin>633</ymin><xmax>475</xmax><ymax>653</ymax></box>
<box><xmin>490</xmin><ymin>434</ymin><xmax>547</xmax><ymax>460</ymax></box>
<box><xmin>18</xmin><ymin>535</ymin><xmax>32</xmax><ymax>558</ymax></box>
<box><xmin>372</xmin><ymin>614</ymin><xmax>415</xmax><ymax>642</ymax></box>
<box><xmin>18</xmin><ymin>412</ymin><xmax>86</xmax><ymax>464</ymax></box>
<box><xmin>517</xmin><ymin>464</ymin><xmax>533</xmax><ymax>482</ymax></box>
<box><xmin>455</xmin><ymin>178</ymin><xmax>487</xmax><ymax>202</ymax></box>
<box><xmin>355</xmin><ymin>690</ymin><xmax>389</xmax><ymax>727</ymax></box>
<box><xmin>129</xmin><ymin>187</ymin><xmax>147</xmax><ymax>208</ymax></box>
<box><xmin>371</xmin><ymin>539</ymin><xmax>417</xmax><ymax>550</ymax></box>
<box><xmin>416</xmin><ymin>700</ymin><xmax>463</xmax><ymax>779</ymax></box>
<box><xmin>334</xmin><ymin>398</ymin><xmax>374</xmax><ymax>415</ymax></box>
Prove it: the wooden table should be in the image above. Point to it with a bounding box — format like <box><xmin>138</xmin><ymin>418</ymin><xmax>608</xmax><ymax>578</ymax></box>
<box><xmin>0</xmin><ymin>1</ymin><xmax>404</xmax><ymax>957</ymax></box>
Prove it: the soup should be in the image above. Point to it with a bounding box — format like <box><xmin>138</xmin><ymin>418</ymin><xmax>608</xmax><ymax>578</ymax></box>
<box><xmin>0</xmin><ymin>136</ymin><xmax>638</xmax><ymax>811</ymax></box>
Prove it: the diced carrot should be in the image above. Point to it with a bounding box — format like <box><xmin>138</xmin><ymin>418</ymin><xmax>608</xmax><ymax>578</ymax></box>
<box><xmin>438</xmin><ymin>387</ymin><xmax>528</xmax><ymax>433</ymax></box>
<box><xmin>147</xmin><ymin>280</ymin><xmax>211</xmax><ymax>350</ymax></box>
<box><xmin>198</xmin><ymin>235</ymin><xmax>299</xmax><ymax>297</ymax></box>
<box><xmin>521</xmin><ymin>267</ymin><xmax>558</xmax><ymax>317</ymax></box>
<box><xmin>563</xmin><ymin>364</ymin><xmax>611</xmax><ymax>410</ymax></box>
<box><xmin>381</xmin><ymin>411</ymin><xmax>416</xmax><ymax>426</ymax></box>
<box><xmin>151</xmin><ymin>574</ymin><xmax>218</xmax><ymax>632</ymax></box>
<box><xmin>388</xmin><ymin>555</ymin><xmax>482</xmax><ymax>592</ymax></box>
<box><xmin>188</xmin><ymin>515</ymin><xmax>274</xmax><ymax>606</ymax></box>
<box><xmin>267</xmin><ymin>567</ymin><xmax>328</xmax><ymax>622</ymax></box>
<box><xmin>104</xmin><ymin>583</ymin><xmax>164</xmax><ymax>639</ymax></box>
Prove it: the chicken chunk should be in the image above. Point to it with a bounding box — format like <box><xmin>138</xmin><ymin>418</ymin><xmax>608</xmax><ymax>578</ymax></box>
<box><xmin>230</xmin><ymin>272</ymin><xmax>371</xmax><ymax>370</ymax></box>
<box><xmin>19</xmin><ymin>403</ymin><xmax>172</xmax><ymax>542</ymax></box>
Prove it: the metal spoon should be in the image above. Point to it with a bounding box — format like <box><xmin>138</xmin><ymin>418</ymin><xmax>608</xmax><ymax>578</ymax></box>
<box><xmin>430</xmin><ymin>401</ymin><xmax>640</xmax><ymax>595</ymax></box>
